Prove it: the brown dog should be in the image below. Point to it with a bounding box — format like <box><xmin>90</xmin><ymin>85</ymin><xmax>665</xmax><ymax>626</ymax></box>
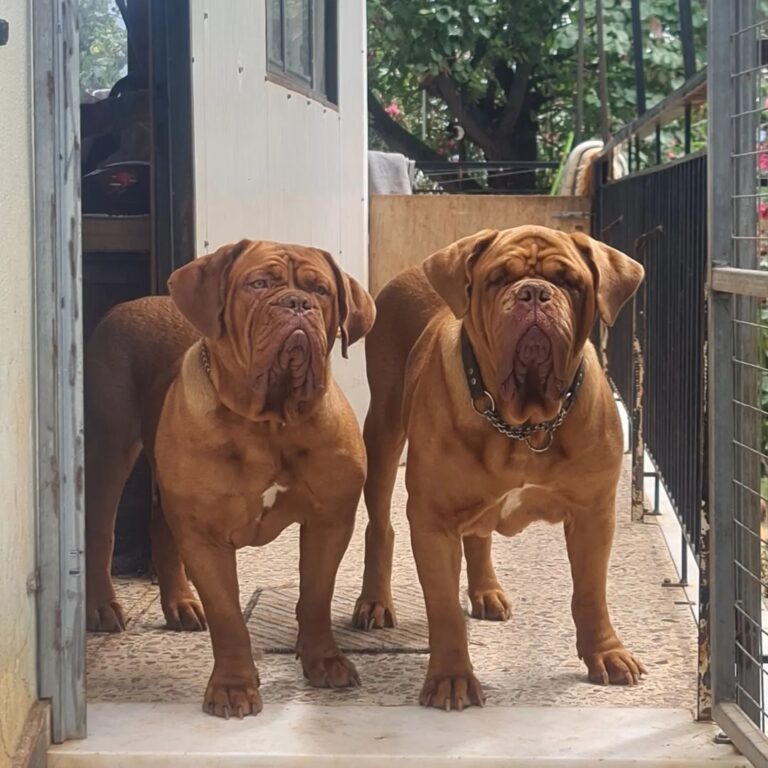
<box><xmin>353</xmin><ymin>225</ymin><xmax>646</xmax><ymax>710</ymax></box>
<box><xmin>85</xmin><ymin>239</ymin><xmax>375</xmax><ymax>717</ymax></box>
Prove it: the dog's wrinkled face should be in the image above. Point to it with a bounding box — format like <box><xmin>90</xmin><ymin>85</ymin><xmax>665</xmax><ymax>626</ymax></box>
<box><xmin>168</xmin><ymin>239</ymin><xmax>375</xmax><ymax>422</ymax></box>
<box><xmin>222</xmin><ymin>243</ymin><xmax>340</xmax><ymax>415</ymax></box>
<box><xmin>471</xmin><ymin>230</ymin><xmax>596</xmax><ymax>424</ymax></box>
<box><xmin>423</xmin><ymin>226</ymin><xmax>644</xmax><ymax>425</ymax></box>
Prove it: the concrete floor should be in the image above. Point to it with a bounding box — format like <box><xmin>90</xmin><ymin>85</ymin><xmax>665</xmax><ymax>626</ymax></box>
<box><xmin>87</xmin><ymin>457</ymin><xmax>699</xmax><ymax>712</ymax></box>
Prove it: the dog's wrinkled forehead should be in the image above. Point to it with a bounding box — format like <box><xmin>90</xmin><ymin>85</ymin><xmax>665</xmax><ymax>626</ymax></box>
<box><xmin>483</xmin><ymin>227</ymin><xmax>582</xmax><ymax>272</ymax></box>
<box><xmin>229</xmin><ymin>240</ymin><xmax>335</xmax><ymax>281</ymax></box>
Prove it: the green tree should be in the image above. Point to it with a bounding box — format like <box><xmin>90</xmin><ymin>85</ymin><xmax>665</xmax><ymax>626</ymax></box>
<box><xmin>368</xmin><ymin>0</ymin><xmax>707</xmax><ymax>187</ymax></box>
<box><xmin>79</xmin><ymin>0</ymin><xmax>127</xmax><ymax>97</ymax></box>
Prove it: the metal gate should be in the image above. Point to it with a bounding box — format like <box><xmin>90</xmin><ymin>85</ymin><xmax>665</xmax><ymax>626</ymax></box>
<box><xmin>709</xmin><ymin>2</ymin><xmax>768</xmax><ymax>763</ymax></box>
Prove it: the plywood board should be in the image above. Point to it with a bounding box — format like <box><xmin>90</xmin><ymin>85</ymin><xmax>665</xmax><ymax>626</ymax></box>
<box><xmin>369</xmin><ymin>195</ymin><xmax>591</xmax><ymax>295</ymax></box>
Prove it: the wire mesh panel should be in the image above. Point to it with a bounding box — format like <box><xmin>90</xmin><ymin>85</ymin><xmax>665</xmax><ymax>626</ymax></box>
<box><xmin>709</xmin><ymin>0</ymin><xmax>768</xmax><ymax>761</ymax></box>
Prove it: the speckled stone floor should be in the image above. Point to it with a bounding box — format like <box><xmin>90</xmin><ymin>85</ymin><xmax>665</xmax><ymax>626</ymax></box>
<box><xmin>87</xmin><ymin>457</ymin><xmax>698</xmax><ymax>711</ymax></box>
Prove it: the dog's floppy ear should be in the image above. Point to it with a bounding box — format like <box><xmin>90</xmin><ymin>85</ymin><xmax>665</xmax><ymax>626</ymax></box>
<box><xmin>422</xmin><ymin>229</ymin><xmax>499</xmax><ymax>318</ymax></box>
<box><xmin>321</xmin><ymin>251</ymin><xmax>376</xmax><ymax>358</ymax></box>
<box><xmin>570</xmin><ymin>231</ymin><xmax>645</xmax><ymax>327</ymax></box>
<box><xmin>167</xmin><ymin>240</ymin><xmax>252</xmax><ymax>338</ymax></box>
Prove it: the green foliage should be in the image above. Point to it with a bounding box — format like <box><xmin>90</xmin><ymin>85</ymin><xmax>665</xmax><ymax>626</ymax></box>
<box><xmin>79</xmin><ymin>0</ymin><xmax>127</xmax><ymax>96</ymax></box>
<box><xmin>369</xmin><ymin>0</ymin><xmax>708</xmax><ymax>163</ymax></box>
<box><xmin>541</xmin><ymin>0</ymin><xmax>707</xmax><ymax>157</ymax></box>
<box><xmin>370</xmin><ymin>0</ymin><xmax>563</xmax><ymax>88</ymax></box>
<box><xmin>369</xmin><ymin>0</ymin><xmax>567</xmax><ymax>157</ymax></box>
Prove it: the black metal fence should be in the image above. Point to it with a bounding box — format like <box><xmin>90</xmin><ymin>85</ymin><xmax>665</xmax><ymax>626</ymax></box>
<box><xmin>593</xmin><ymin>152</ymin><xmax>708</xmax><ymax>573</ymax></box>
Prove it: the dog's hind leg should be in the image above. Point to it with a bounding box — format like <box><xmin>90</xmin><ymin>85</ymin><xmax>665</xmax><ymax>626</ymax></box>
<box><xmin>352</xmin><ymin>314</ymin><xmax>407</xmax><ymax>629</ymax></box>
<box><xmin>462</xmin><ymin>535</ymin><xmax>511</xmax><ymax>622</ymax></box>
<box><xmin>85</xmin><ymin>413</ymin><xmax>141</xmax><ymax>632</ymax></box>
<box><xmin>352</xmin><ymin>389</ymin><xmax>404</xmax><ymax>630</ymax></box>
<box><xmin>151</xmin><ymin>495</ymin><xmax>206</xmax><ymax>631</ymax></box>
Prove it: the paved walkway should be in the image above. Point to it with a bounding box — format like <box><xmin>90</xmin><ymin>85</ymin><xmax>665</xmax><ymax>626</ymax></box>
<box><xmin>87</xmin><ymin>458</ymin><xmax>698</xmax><ymax>710</ymax></box>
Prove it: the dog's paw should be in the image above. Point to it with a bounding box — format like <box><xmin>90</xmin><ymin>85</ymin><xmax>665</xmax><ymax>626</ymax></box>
<box><xmin>163</xmin><ymin>596</ymin><xmax>207</xmax><ymax>632</ymax></box>
<box><xmin>204</xmin><ymin>669</ymin><xmax>262</xmax><ymax>718</ymax></box>
<box><xmin>419</xmin><ymin>670</ymin><xmax>485</xmax><ymax>711</ymax></box>
<box><xmin>352</xmin><ymin>596</ymin><xmax>397</xmax><ymax>630</ymax></box>
<box><xmin>302</xmin><ymin>649</ymin><xmax>360</xmax><ymax>689</ymax></box>
<box><xmin>584</xmin><ymin>646</ymin><xmax>647</xmax><ymax>686</ymax></box>
<box><xmin>86</xmin><ymin>600</ymin><xmax>126</xmax><ymax>633</ymax></box>
<box><xmin>468</xmin><ymin>587</ymin><xmax>511</xmax><ymax>622</ymax></box>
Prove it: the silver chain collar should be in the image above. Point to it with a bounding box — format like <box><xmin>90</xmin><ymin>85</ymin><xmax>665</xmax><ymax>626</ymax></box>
<box><xmin>200</xmin><ymin>341</ymin><xmax>212</xmax><ymax>378</ymax></box>
<box><xmin>469</xmin><ymin>365</ymin><xmax>585</xmax><ymax>453</ymax></box>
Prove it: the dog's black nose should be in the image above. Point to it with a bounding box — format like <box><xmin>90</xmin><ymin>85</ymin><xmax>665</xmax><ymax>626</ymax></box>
<box><xmin>278</xmin><ymin>293</ymin><xmax>312</xmax><ymax>313</ymax></box>
<box><xmin>518</xmin><ymin>283</ymin><xmax>552</xmax><ymax>305</ymax></box>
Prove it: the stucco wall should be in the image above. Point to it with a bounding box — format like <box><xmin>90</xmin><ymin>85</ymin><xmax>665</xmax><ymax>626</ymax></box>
<box><xmin>0</xmin><ymin>0</ymin><xmax>38</xmax><ymax>764</ymax></box>
<box><xmin>189</xmin><ymin>0</ymin><xmax>370</xmax><ymax>422</ymax></box>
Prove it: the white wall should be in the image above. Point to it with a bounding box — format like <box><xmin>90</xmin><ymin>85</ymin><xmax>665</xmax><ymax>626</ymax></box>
<box><xmin>0</xmin><ymin>0</ymin><xmax>38</xmax><ymax>764</ymax></box>
<box><xmin>189</xmin><ymin>0</ymin><xmax>369</xmax><ymax>421</ymax></box>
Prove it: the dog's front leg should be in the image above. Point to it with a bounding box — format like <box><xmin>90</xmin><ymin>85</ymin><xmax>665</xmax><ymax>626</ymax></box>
<box><xmin>564</xmin><ymin>505</ymin><xmax>647</xmax><ymax>686</ymax></box>
<box><xmin>296</xmin><ymin>509</ymin><xmax>360</xmax><ymax>689</ymax></box>
<box><xmin>177</xmin><ymin>532</ymin><xmax>262</xmax><ymax>717</ymax></box>
<box><xmin>410</xmin><ymin>508</ymin><xmax>484</xmax><ymax>711</ymax></box>
<box><xmin>152</xmin><ymin>500</ymin><xmax>206</xmax><ymax>632</ymax></box>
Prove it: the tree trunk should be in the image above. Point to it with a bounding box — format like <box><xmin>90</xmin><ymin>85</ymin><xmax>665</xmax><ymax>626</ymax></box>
<box><xmin>485</xmin><ymin>104</ymin><xmax>539</xmax><ymax>192</ymax></box>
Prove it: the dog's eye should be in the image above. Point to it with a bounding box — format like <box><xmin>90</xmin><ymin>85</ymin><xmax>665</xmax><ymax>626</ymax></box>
<box><xmin>555</xmin><ymin>271</ymin><xmax>580</xmax><ymax>290</ymax></box>
<box><xmin>313</xmin><ymin>284</ymin><xmax>329</xmax><ymax>296</ymax></box>
<box><xmin>248</xmin><ymin>278</ymin><xmax>269</xmax><ymax>290</ymax></box>
<box><xmin>487</xmin><ymin>270</ymin><xmax>508</xmax><ymax>288</ymax></box>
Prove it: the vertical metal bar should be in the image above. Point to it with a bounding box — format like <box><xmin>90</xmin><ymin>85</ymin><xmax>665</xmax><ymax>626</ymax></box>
<box><xmin>707</xmin><ymin>0</ymin><xmax>736</xmax><ymax>711</ymax></box>
<box><xmin>631</xmin><ymin>241</ymin><xmax>646</xmax><ymax>523</ymax></box>
<box><xmin>596</xmin><ymin>0</ymin><xmax>610</xmax><ymax>143</ymax></box>
<box><xmin>631</xmin><ymin>0</ymin><xmax>647</xmax><ymax>116</ymax></box>
<box><xmin>678</xmin><ymin>0</ymin><xmax>696</xmax><ymax>80</ymax></box>
<box><xmin>33</xmin><ymin>0</ymin><xmax>86</xmax><ymax>741</ymax></box>
<box><xmin>150</xmin><ymin>0</ymin><xmax>196</xmax><ymax>295</ymax></box>
<box><xmin>655</xmin><ymin>123</ymin><xmax>662</xmax><ymax>165</ymax></box>
<box><xmin>680</xmin><ymin>530</ymin><xmax>689</xmax><ymax>585</ymax></box>
<box><xmin>575</xmin><ymin>0</ymin><xmax>585</xmax><ymax>142</ymax></box>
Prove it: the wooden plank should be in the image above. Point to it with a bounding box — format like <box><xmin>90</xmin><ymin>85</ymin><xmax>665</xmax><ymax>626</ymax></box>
<box><xmin>712</xmin><ymin>267</ymin><xmax>768</xmax><ymax>298</ymax></box>
<box><xmin>369</xmin><ymin>195</ymin><xmax>591</xmax><ymax>295</ymax></box>
<box><xmin>33</xmin><ymin>0</ymin><xmax>86</xmax><ymax>741</ymax></box>
<box><xmin>707</xmin><ymin>0</ymin><xmax>738</xmax><ymax>714</ymax></box>
<box><xmin>82</xmin><ymin>215</ymin><xmax>151</xmax><ymax>253</ymax></box>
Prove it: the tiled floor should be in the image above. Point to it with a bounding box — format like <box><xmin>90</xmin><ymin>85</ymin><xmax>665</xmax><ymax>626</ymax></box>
<box><xmin>87</xmin><ymin>458</ymin><xmax>698</xmax><ymax>711</ymax></box>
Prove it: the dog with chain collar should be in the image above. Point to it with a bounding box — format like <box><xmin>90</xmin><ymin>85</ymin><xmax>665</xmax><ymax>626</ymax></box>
<box><xmin>353</xmin><ymin>225</ymin><xmax>645</xmax><ymax>710</ymax></box>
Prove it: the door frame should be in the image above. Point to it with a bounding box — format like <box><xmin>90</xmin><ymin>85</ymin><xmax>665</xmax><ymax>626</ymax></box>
<box><xmin>31</xmin><ymin>0</ymin><xmax>197</xmax><ymax>741</ymax></box>
<box><xmin>33</xmin><ymin>0</ymin><xmax>86</xmax><ymax>742</ymax></box>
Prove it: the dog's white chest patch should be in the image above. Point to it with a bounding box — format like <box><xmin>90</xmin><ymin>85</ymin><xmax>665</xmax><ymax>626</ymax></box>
<box><xmin>262</xmin><ymin>484</ymin><xmax>289</xmax><ymax>509</ymax></box>
<box><xmin>499</xmin><ymin>489</ymin><xmax>524</xmax><ymax>520</ymax></box>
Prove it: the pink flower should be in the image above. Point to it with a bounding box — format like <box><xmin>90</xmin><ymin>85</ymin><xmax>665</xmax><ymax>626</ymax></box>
<box><xmin>384</xmin><ymin>101</ymin><xmax>401</xmax><ymax>118</ymax></box>
<box><xmin>760</xmin><ymin>152</ymin><xmax>768</xmax><ymax>172</ymax></box>
<box><xmin>760</xmin><ymin>201</ymin><xmax>768</xmax><ymax>219</ymax></box>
